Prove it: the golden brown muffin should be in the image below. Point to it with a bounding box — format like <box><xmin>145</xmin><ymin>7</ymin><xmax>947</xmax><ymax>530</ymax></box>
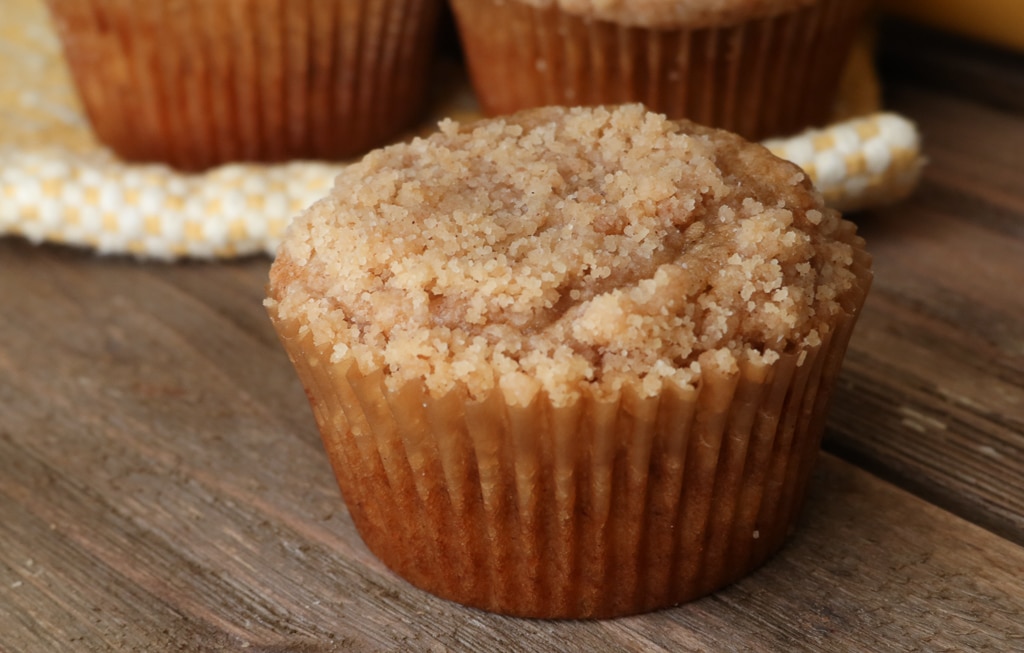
<box><xmin>45</xmin><ymin>0</ymin><xmax>443</xmax><ymax>171</ymax></box>
<box><xmin>449</xmin><ymin>0</ymin><xmax>871</xmax><ymax>140</ymax></box>
<box><xmin>266</xmin><ymin>104</ymin><xmax>872</xmax><ymax>618</ymax></box>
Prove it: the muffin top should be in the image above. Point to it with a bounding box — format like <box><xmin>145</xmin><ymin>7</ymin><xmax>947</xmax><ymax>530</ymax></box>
<box><xmin>268</xmin><ymin>104</ymin><xmax>869</xmax><ymax>407</ymax></box>
<box><xmin>513</xmin><ymin>0</ymin><xmax>817</xmax><ymax>28</ymax></box>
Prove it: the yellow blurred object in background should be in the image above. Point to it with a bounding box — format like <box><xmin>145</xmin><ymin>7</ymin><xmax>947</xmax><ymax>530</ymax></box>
<box><xmin>881</xmin><ymin>0</ymin><xmax>1024</xmax><ymax>52</ymax></box>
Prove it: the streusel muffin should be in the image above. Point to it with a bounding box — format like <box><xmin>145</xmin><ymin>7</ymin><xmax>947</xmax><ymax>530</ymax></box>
<box><xmin>45</xmin><ymin>0</ymin><xmax>443</xmax><ymax>170</ymax></box>
<box><xmin>449</xmin><ymin>0</ymin><xmax>871</xmax><ymax>140</ymax></box>
<box><xmin>266</xmin><ymin>104</ymin><xmax>872</xmax><ymax>618</ymax></box>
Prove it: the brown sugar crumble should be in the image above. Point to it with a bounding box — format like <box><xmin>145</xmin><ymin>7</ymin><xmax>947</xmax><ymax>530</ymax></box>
<box><xmin>267</xmin><ymin>104</ymin><xmax>868</xmax><ymax>407</ymax></box>
<box><xmin>511</xmin><ymin>0</ymin><xmax>816</xmax><ymax>28</ymax></box>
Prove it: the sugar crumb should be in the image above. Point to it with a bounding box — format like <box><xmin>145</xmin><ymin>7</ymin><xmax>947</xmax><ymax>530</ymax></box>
<box><xmin>269</xmin><ymin>105</ymin><xmax>870</xmax><ymax>406</ymax></box>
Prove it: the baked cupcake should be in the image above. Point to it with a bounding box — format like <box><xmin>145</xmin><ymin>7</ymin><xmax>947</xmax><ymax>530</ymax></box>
<box><xmin>266</xmin><ymin>104</ymin><xmax>872</xmax><ymax>618</ymax></box>
<box><xmin>449</xmin><ymin>0</ymin><xmax>871</xmax><ymax>140</ymax></box>
<box><xmin>44</xmin><ymin>0</ymin><xmax>443</xmax><ymax>170</ymax></box>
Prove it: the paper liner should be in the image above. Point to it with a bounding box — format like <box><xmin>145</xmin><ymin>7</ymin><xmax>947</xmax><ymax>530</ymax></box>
<box><xmin>44</xmin><ymin>0</ymin><xmax>442</xmax><ymax>171</ymax></box>
<box><xmin>268</xmin><ymin>254</ymin><xmax>872</xmax><ymax>618</ymax></box>
<box><xmin>450</xmin><ymin>0</ymin><xmax>870</xmax><ymax>141</ymax></box>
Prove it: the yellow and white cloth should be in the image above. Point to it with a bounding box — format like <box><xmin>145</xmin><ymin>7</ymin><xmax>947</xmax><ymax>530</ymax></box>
<box><xmin>763</xmin><ymin>113</ymin><xmax>924</xmax><ymax>214</ymax></box>
<box><xmin>1</xmin><ymin>0</ymin><xmax>923</xmax><ymax>261</ymax></box>
<box><xmin>2</xmin><ymin>153</ymin><xmax>337</xmax><ymax>259</ymax></box>
<box><xmin>0</xmin><ymin>115</ymin><xmax>923</xmax><ymax>260</ymax></box>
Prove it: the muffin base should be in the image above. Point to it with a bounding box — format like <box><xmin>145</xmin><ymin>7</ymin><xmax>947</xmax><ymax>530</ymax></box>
<box><xmin>269</xmin><ymin>274</ymin><xmax>870</xmax><ymax>618</ymax></box>
<box><xmin>449</xmin><ymin>0</ymin><xmax>870</xmax><ymax>140</ymax></box>
<box><xmin>45</xmin><ymin>0</ymin><xmax>442</xmax><ymax>170</ymax></box>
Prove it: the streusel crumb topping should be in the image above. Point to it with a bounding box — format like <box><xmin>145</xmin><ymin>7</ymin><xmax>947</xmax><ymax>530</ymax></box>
<box><xmin>514</xmin><ymin>0</ymin><xmax>816</xmax><ymax>29</ymax></box>
<box><xmin>268</xmin><ymin>104</ymin><xmax>868</xmax><ymax>406</ymax></box>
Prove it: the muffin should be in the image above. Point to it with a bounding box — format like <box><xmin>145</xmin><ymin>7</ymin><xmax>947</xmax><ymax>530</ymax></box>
<box><xmin>266</xmin><ymin>104</ymin><xmax>872</xmax><ymax>618</ymax></box>
<box><xmin>449</xmin><ymin>0</ymin><xmax>871</xmax><ymax>140</ymax></box>
<box><xmin>44</xmin><ymin>0</ymin><xmax>443</xmax><ymax>171</ymax></box>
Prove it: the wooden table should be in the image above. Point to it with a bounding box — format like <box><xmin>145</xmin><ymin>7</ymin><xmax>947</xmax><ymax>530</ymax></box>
<box><xmin>3</xmin><ymin>22</ymin><xmax>1023</xmax><ymax>652</ymax></box>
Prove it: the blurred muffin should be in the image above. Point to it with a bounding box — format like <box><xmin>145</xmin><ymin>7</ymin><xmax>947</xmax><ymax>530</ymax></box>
<box><xmin>449</xmin><ymin>0</ymin><xmax>871</xmax><ymax>140</ymax></box>
<box><xmin>45</xmin><ymin>0</ymin><xmax>443</xmax><ymax>170</ymax></box>
<box><xmin>266</xmin><ymin>104</ymin><xmax>872</xmax><ymax>618</ymax></box>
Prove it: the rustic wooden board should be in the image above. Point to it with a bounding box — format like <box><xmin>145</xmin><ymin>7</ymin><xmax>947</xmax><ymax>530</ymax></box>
<box><xmin>2</xmin><ymin>240</ymin><xmax>1024</xmax><ymax>652</ymax></box>
<box><xmin>823</xmin><ymin>60</ymin><xmax>1024</xmax><ymax>545</ymax></box>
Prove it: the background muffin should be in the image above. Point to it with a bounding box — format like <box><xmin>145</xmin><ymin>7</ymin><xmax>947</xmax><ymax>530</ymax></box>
<box><xmin>449</xmin><ymin>0</ymin><xmax>872</xmax><ymax>140</ymax></box>
<box><xmin>45</xmin><ymin>0</ymin><xmax>443</xmax><ymax>170</ymax></box>
<box><xmin>266</xmin><ymin>104</ymin><xmax>872</xmax><ymax>618</ymax></box>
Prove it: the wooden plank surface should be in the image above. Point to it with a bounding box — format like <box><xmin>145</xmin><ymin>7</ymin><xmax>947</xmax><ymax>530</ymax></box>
<box><xmin>2</xmin><ymin>242</ymin><xmax>1024</xmax><ymax>652</ymax></box>
<box><xmin>3</xmin><ymin>20</ymin><xmax>1024</xmax><ymax>653</ymax></box>
<box><xmin>823</xmin><ymin>34</ymin><xmax>1024</xmax><ymax>544</ymax></box>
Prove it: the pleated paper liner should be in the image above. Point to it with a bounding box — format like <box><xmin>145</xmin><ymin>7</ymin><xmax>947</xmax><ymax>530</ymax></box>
<box><xmin>45</xmin><ymin>0</ymin><xmax>442</xmax><ymax>171</ymax></box>
<box><xmin>268</xmin><ymin>251</ymin><xmax>872</xmax><ymax>619</ymax></box>
<box><xmin>450</xmin><ymin>0</ymin><xmax>870</xmax><ymax>141</ymax></box>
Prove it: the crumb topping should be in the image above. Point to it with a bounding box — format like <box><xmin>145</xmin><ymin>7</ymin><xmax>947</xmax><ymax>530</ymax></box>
<box><xmin>513</xmin><ymin>0</ymin><xmax>817</xmax><ymax>28</ymax></box>
<box><xmin>268</xmin><ymin>105</ymin><xmax>869</xmax><ymax>406</ymax></box>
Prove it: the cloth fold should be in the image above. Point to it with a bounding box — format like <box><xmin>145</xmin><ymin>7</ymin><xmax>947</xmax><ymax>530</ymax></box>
<box><xmin>1</xmin><ymin>112</ymin><xmax>923</xmax><ymax>260</ymax></box>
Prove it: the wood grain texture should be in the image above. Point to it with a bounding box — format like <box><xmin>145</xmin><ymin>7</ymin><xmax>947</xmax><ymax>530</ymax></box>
<box><xmin>877</xmin><ymin>18</ymin><xmax>1024</xmax><ymax>115</ymax></box>
<box><xmin>2</xmin><ymin>235</ymin><xmax>1023</xmax><ymax>651</ymax></box>
<box><xmin>823</xmin><ymin>50</ymin><xmax>1024</xmax><ymax>544</ymax></box>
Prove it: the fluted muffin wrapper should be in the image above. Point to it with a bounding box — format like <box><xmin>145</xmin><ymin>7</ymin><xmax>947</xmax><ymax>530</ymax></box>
<box><xmin>45</xmin><ymin>0</ymin><xmax>442</xmax><ymax>171</ymax></box>
<box><xmin>449</xmin><ymin>0</ymin><xmax>870</xmax><ymax>140</ymax></box>
<box><xmin>268</xmin><ymin>254</ymin><xmax>871</xmax><ymax>619</ymax></box>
